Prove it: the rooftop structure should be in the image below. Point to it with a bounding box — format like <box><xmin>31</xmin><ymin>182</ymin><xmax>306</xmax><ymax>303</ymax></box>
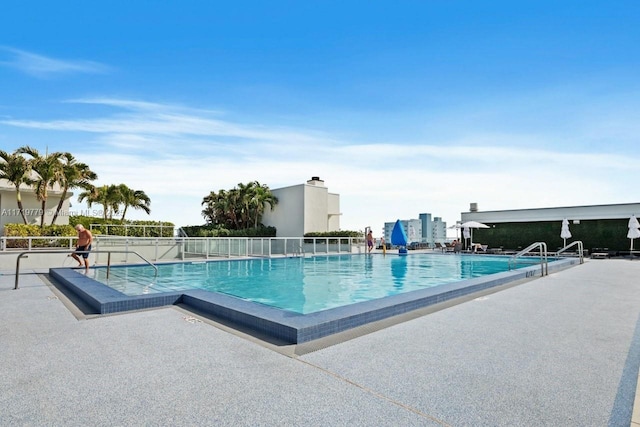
<box><xmin>460</xmin><ymin>202</ymin><xmax>640</xmax><ymax>252</ymax></box>
<box><xmin>262</xmin><ymin>177</ymin><xmax>341</xmax><ymax>237</ymax></box>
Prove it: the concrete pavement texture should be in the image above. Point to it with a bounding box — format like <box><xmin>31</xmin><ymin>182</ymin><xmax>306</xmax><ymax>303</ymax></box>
<box><xmin>1</xmin><ymin>259</ymin><xmax>639</xmax><ymax>426</ymax></box>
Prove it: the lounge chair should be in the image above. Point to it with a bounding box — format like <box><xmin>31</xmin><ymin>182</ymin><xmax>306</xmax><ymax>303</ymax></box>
<box><xmin>472</xmin><ymin>244</ymin><xmax>488</xmax><ymax>253</ymax></box>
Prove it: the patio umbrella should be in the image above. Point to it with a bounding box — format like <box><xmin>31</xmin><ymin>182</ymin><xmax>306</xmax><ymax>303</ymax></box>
<box><xmin>628</xmin><ymin>215</ymin><xmax>640</xmax><ymax>252</ymax></box>
<box><xmin>560</xmin><ymin>218</ymin><xmax>572</xmax><ymax>247</ymax></box>
<box><xmin>462</xmin><ymin>227</ymin><xmax>471</xmax><ymax>248</ymax></box>
<box><xmin>460</xmin><ymin>221</ymin><xmax>489</xmax><ymax>245</ymax></box>
<box><xmin>462</xmin><ymin>227</ymin><xmax>471</xmax><ymax>239</ymax></box>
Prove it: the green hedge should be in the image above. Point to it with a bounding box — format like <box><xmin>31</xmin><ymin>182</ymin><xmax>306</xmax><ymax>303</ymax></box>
<box><xmin>4</xmin><ymin>224</ymin><xmax>76</xmax><ymax>248</ymax></box>
<box><xmin>471</xmin><ymin>219</ymin><xmax>631</xmax><ymax>252</ymax></box>
<box><xmin>304</xmin><ymin>231</ymin><xmax>362</xmax><ymax>237</ymax></box>
<box><xmin>180</xmin><ymin>225</ymin><xmax>277</xmax><ymax>237</ymax></box>
<box><xmin>70</xmin><ymin>215</ymin><xmax>174</xmax><ymax>237</ymax></box>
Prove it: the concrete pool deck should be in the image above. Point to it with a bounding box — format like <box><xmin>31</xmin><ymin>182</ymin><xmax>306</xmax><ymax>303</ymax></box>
<box><xmin>1</xmin><ymin>259</ymin><xmax>639</xmax><ymax>426</ymax></box>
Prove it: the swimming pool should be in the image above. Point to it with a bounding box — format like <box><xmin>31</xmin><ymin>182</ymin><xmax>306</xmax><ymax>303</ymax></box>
<box><xmin>88</xmin><ymin>254</ymin><xmax>529</xmax><ymax>314</ymax></box>
<box><xmin>49</xmin><ymin>254</ymin><xmax>580</xmax><ymax>344</ymax></box>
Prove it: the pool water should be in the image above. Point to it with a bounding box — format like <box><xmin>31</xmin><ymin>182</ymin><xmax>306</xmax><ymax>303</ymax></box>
<box><xmin>89</xmin><ymin>254</ymin><xmax>527</xmax><ymax>314</ymax></box>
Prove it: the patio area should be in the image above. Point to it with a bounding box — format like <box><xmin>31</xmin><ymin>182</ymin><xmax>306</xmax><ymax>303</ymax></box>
<box><xmin>1</xmin><ymin>259</ymin><xmax>639</xmax><ymax>426</ymax></box>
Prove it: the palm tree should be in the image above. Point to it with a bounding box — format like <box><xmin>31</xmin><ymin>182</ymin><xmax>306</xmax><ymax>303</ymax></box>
<box><xmin>201</xmin><ymin>190</ymin><xmax>218</xmax><ymax>224</ymax></box>
<box><xmin>0</xmin><ymin>149</ymin><xmax>34</xmax><ymax>224</ymax></box>
<box><xmin>249</xmin><ymin>182</ymin><xmax>278</xmax><ymax>228</ymax></box>
<box><xmin>106</xmin><ymin>184</ymin><xmax>123</xmax><ymax>220</ymax></box>
<box><xmin>202</xmin><ymin>189</ymin><xmax>232</xmax><ymax>228</ymax></box>
<box><xmin>201</xmin><ymin>182</ymin><xmax>278</xmax><ymax>230</ymax></box>
<box><xmin>50</xmin><ymin>152</ymin><xmax>98</xmax><ymax>225</ymax></box>
<box><xmin>236</xmin><ymin>181</ymin><xmax>256</xmax><ymax>229</ymax></box>
<box><xmin>77</xmin><ymin>185</ymin><xmax>101</xmax><ymax>216</ymax></box>
<box><xmin>78</xmin><ymin>184</ymin><xmax>121</xmax><ymax>220</ymax></box>
<box><xmin>118</xmin><ymin>184</ymin><xmax>151</xmax><ymax>220</ymax></box>
<box><xmin>16</xmin><ymin>146</ymin><xmax>63</xmax><ymax>228</ymax></box>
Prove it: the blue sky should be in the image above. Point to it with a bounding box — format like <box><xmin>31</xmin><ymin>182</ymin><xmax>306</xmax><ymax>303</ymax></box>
<box><xmin>1</xmin><ymin>1</ymin><xmax>639</xmax><ymax>235</ymax></box>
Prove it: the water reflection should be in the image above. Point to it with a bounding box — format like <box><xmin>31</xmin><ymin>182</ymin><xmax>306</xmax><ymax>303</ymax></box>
<box><xmin>390</xmin><ymin>256</ymin><xmax>407</xmax><ymax>289</ymax></box>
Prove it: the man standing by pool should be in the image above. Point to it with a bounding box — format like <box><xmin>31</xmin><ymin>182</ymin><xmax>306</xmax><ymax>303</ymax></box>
<box><xmin>366</xmin><ymin>229</ymin><xmax>374</xmax><ymax>253</ymax></box>
<box><xmin>71</xmin><ymin>224</ymin><xmax>93</xmax><ymax>270</ymax></box>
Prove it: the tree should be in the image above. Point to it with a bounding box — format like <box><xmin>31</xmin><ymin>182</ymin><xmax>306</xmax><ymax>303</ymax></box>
<box><xmin>78</xmin><ymin>184</ymin><xmax>120</xmax><ymax>220</ymax></box>
<box><xmin>249</xmin><ymin>182</ymin><xmax>278</xmax><ymax>228</ymax></box>
<box><xmin>201</xmin><ymin>181</ymin><xmax>278</xmax><ymax>230</ymax></box>
<box><xmin>0</xmin><ymin>149</ymin><xmax>34</xmax><ymax>224</ymax></box>
<box><xmin>16</xmin><ymin>146</ymin><xmax>63</xmax><ymax>228</ymax></box>
<box><xmin>50</xmin><ymin>152</ymin><xmax>98</xmax><ymax>225</ymax></box>
<box><xmin>202</xmin><ymin>189</ymin><xmax>233</xmax><ymax>228</ymax></box>
<box><xmin>77</xmin><ymin>185</ymin><xmax>101</xmax><ymax>217</ymax></box>
<box><xmin>118</xmin><ymin>184</ymin><xmax>151</xmax><ymax>221</ymax></box>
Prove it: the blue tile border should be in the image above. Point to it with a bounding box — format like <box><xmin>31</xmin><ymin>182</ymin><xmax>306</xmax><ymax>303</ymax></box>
<box><xmin>49</xmin><ymin>257</ymin><xmax>580</xmax><ymax>344</ymax></box>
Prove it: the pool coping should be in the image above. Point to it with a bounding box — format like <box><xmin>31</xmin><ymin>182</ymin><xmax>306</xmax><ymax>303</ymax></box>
<box><xmin>49</xmin><ymin>256</ymin><xmax>581</xmax><ymax>344</ymax></box>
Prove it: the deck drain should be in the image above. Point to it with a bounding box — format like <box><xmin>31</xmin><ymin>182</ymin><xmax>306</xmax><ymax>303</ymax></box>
<box><xmin>47</xmin><ymin>296</ymin><xmax>59</xmax><ymax>300</ymax></box>
<box><xmin>183</xmin><ymin>316</ymin><xmax>202</xmax><ymax>324</ymax></box>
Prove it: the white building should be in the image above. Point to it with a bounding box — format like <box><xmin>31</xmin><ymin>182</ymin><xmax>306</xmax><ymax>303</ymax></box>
<box><xmin>262</xmin><ymin>177</ymin><xmax>341</xmax><ymax>237</ymax></box>
<box><xmin>459</xmin><ymin>202</ymin><xmax>640</xmax><ymax>252</ymax></box>
<box><xmin>460</xmin><ymin>202</ymin><xmax>640</xmax><ymax>224</ymax></box>
<box><xmin>0</xmin><ymin>180</ymin><xmax>73</xmax><ymax>235</ymax></box>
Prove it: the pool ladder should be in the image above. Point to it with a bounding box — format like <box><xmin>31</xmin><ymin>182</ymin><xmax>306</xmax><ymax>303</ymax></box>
<box><xmin>555</xmin><ymin>240</ymin><xmax>584</xmax><ymax>264</ymax></box>
<box><xmin>291</xmin><ymin>245</ymin><xmax>305</xmax><ymax>258</ymax></box>
<box><xmin>508</xmin><ymin>242</ymin><xmax>548</xmax><ymax>276</ymax></box>
<box><xmin>14</xmin><ymin>249</ymin><xmax>158</xmax><ymax>290</ymax></box>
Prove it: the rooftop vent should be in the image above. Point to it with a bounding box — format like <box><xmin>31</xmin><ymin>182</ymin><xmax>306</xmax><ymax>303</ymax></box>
<box><xmin>470</xmin><ymin>203</ymin><xmax>478</xmax><ymax>212</ymax></box>
<box><xmin>307</xmin><ymin>176</ymin><xmax>324</xmax><ymax>186</ymax></box>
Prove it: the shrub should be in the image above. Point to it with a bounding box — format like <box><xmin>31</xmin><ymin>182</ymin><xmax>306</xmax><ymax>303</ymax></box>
<box><xmin>180</xmin><ymin>225</ymin><xmax>276</xmax><ymax>237</ymax></box>
<box><xmin>4</xmin><ymin>224</ymin><xmax>76</xmax><ymax>248</ymax></box>
<box><xmin>70</xmin><ymin>215</ymin><xmax>174</xmax><ymax>237</ymax></box>
<box><xmin>304</xmin><ymin>230</ymin><xmax>362</xmax><ymax>238</ymax></box>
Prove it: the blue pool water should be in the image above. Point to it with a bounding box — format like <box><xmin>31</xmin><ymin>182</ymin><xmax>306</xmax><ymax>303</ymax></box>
<box><xmin>89</xmin><ymin>254</ymin><xmax>531</xmax><ymax>314</ymax></box>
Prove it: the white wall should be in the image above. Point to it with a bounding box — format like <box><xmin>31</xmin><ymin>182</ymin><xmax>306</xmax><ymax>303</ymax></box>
<box><xmin>304</xmin><ymin>184</ymin><xmax>329</xmax><ymax>234</ymax></box>
<box><xmin>262</xmin><ymin>185</ymin><xmax>305</xmax><ymax>237</ymax></box>
<box><xmin>262</xmin><ymin>181</ymin><xmax>342</xmax><ymax>237</ymax></box>
<box><xmin>461</xmin><ymin>203</ymin><xmax>640</xmax><ymax>223</ymax></box>
<box><xmin>327</xmin><ymin>192</ymin><xmax>340</xmax><ymax>232</ymax></box>
<box><xmin>1</xmin><ymin>185</ymin><xmax>72</xmax><ymax>234</ymax></box>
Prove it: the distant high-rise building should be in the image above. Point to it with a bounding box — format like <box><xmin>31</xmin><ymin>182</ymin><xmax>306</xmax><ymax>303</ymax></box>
<box><xmin>382</xmin><ymin>213</ymin><xmax>447</xmax><ymax>248</ymax></box>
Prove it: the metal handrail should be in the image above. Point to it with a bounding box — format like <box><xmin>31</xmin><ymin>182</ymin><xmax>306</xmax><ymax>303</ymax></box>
<box><xmin>508</xmin><ymin>242</ymin><xmax>548</xmax><ymax>276</ymax></box>
<box><xmin>14</xmin><ymin>250</ymin><xmax>158</xmax><ymax>290</ymax></box>
<box><xmin>556</xmin><ymin>241</ymin><xmax>584</xmax><ymax>264</ymax></box>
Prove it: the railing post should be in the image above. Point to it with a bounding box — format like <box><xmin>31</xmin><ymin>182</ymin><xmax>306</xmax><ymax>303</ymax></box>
<box><xmin>107</xmin><ymin>252</ymin><xmax>111</xmax><ymax>279</ymax></box>
<box><xmin>14</xmin><ymin>253</ymin><xmax>23</xmax><ymax>289</ymax></box>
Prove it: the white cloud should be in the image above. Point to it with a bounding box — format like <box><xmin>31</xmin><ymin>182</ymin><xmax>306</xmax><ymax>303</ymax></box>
<box><xmin>0</xmin><ymin>47</ymin><xmax>110</xmax><ymax>78</ymax></box>
<box><xmin>4</xmin><ymin>97</ymin><xmax>639</xmax><ymax>233</ymax></box>
<box><xmin>1</xmin><ymin>98</ymin><xmax>338</xmax><ymax>148</ymax></box>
